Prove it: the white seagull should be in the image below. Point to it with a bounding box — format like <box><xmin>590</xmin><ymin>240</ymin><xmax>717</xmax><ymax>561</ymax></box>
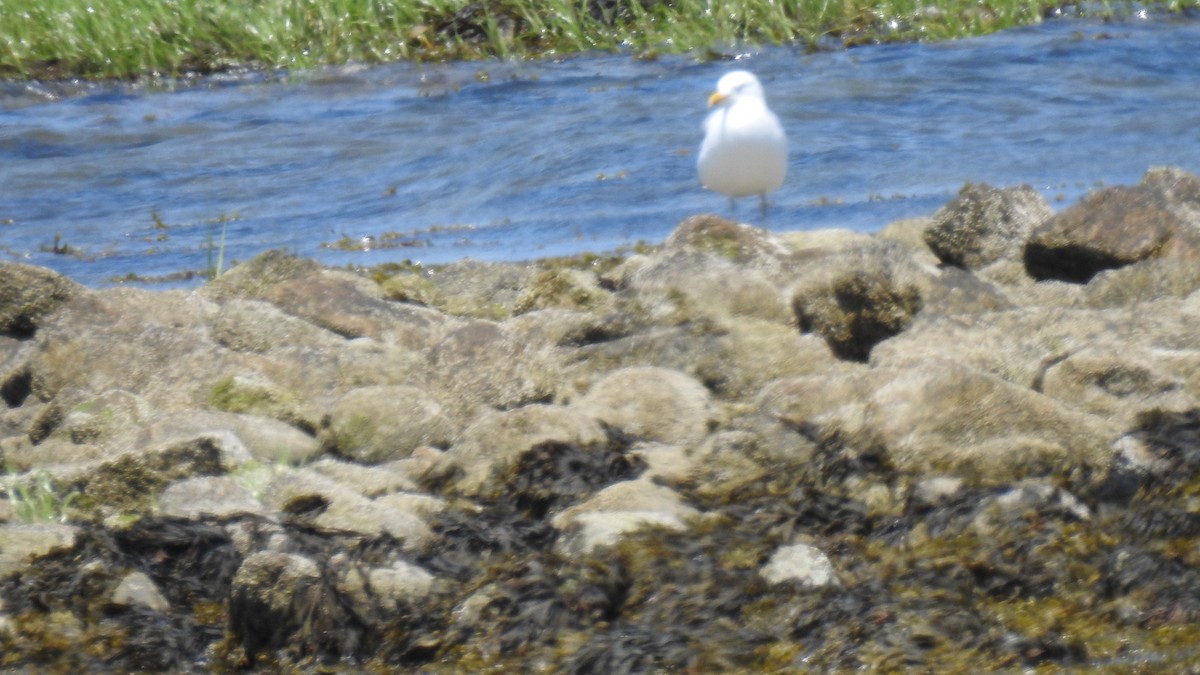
<box><xmin>697</xmin><ymin>70</ymin><xmax>788</xmax><ymax>215</ymax></box>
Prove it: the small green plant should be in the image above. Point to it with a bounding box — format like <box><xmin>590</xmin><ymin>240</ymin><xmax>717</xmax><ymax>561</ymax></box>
<box><xmin>3</xmin><ymin>469</ymin><xmax>79</xmax><ymax>524</ymax></box>
<box><xmin>206</xmin><ymin>218</ymin><xmax>229</xmax><ymax>280</ymax></box>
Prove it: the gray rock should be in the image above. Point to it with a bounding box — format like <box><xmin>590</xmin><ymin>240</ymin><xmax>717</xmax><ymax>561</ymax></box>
<box><xmin>664</xmin><ymin>214</ymin><xmax>793</xmax><ymax>267</ymax></box>
<box><xmin>111</xmin><ymin>570</ymin><xmax>170</xmax><ymax>612</ymax></box>
<box><xmin>156</xmin><ymin>476</ymin><xmax>266</xmax><ymax>520</ymax></box>
<box><xmin>425</xmin><ymin>319</ymin><xmax>561</xmax><ymax>418</ymax></box>
<box><xmin>338</xmin><ymin>559</ymin><xmax>435</xmax><ymax>617</ymax></box>
<box><xmin>761</xmin><ymin>543</ymin><xmax>840</xmax><ymax>588</ymax></box>
<box><xmin>209</xmin><ymin>298</ymin><xmax>345</xmax><ymax>353</ymax></box>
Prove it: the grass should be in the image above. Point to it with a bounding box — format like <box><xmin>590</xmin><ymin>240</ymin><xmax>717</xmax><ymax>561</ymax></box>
<box><xmin>2</xmin><ymin>0</ymin><xmax>1195</xmax><ymax>81</ymax></box>
<box><xmin>3</xmin><ymin>469</ymin><xmax>78</xmax><ymax>524</ymax></box>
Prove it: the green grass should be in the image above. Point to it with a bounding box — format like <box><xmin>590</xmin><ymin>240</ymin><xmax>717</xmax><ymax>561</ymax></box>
<box><xmin>0</xmin><ymin>0</ymin><xmax>1196</xmax><ymax>80</ymax></box>
<box><xmin>3</xmin><ymin>469</ymin><xmax>78</xmax><ymax>524</ymax></box>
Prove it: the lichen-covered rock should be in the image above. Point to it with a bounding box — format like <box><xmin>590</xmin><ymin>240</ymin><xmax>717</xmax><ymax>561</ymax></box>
<box><xmin>664</xmin><ymin>214</ymin><xmax>792</xmax><ymax>266</ymax></box>
<box><xmin>789</xmin><ymin>241</ymin><xmax>927</xmax><ymax>361</ymax></box>
<box><xmin>155</xmin><ymin>476</ymin><xmax>266</xmax><ymax>520</ymax></box>
<box><xmin>327</xmin><ymin>385</ymin><xmax>455</xmax><ymax>463</ymax></box>
<box><xmin>924</xmin><ymin>183</ymin><xmax>1052</xmax><ymax>270</ymax></box>
<box><xmin>10</xmin><ymin>169</ymin><xmax>1200</xmax><ymax>673</ymax></box>
<box><xmin>513</xmin><ymin>267</ymin><xmax>613</xmax><ymax>315</ymax></box>
<box><xmin>429</xmin><ymin>404</ymin><xmax>608</xmax><ymax>497</ymax></box>
<box><xmin>228</xmin><ymin>551</ymin><xmax>328</xmax><ymax>661</ymax></box>
<box><xmin>862</xmin><ymin>360</ymin><xmax>1116</xmax><ymax>478</ymax></box>
<box><xmin>0</xmin><ymin>263</ymin><xmax>81</xmax><ymax>339</ymax></box>
<box><xmin>261</xmin><ymin>269</ymin><xmax>454</xmax><ymax>349</ymax></box>
<box><xmin>208</xmin><ymin>298</ymin><xmax>345</xmax><ymax>353</ymax></box>
<box><xmin>425</xmin><ymin>319</ymin><xmax>561</xmax><ymax>418</ymax></box>
<box><xmin>140</xmin><ymin>409</ymin><xmax>320</xmax><ymax>465</ymax></box>
<box><xmin>575</xmin><ymin>366</ymin><xmax>715</xmax><ymax>446</ymax></box>
<box><xmin>1039</xmin><ymin>347</ymin><xmax>1197</xmax><ymax>426</ymax></box>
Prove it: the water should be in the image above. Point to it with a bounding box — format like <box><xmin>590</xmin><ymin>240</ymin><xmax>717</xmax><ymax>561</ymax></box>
<box><xmin>2</xmin><ymin>12</ymin><xmax>1200</xmax><ymax>287</ymax></box>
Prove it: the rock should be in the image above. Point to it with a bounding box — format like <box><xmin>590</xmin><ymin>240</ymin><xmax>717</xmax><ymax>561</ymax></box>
<box><xmin>111</xmin><ymin>571</ymin><xmax>170</xmax><ymax>612</ymax></box>
<box><xmin>760</xmin><ymin>543</ymin><xmax>840</xmax><ymax>588</ymax></box>
<box><xmin>551</xmin><ymin>478</ymin><xmax>699</xmax><ymax>555</ymax></box>
<box><xmin>0</xmin><ymin>263</ymin><xmax>81</xmax><ymax>339</ymax></box>
<box><xmin>789</xmin><ymin>241</ymin><xmax>927</xmax><ymax>361</ymax></box>
<box><xmin>1083</xmin><ymin>258</ymin><xmax>1200</xmax><ymax>307</ymax></box>
<box><xmin>140</xmin><ymin>409</ymin><xmax>320</xmax><ymax>465</ymax></box>
<box><xmin>924</xmin><ymin>183</ymin><xmax>1052</xmax><ymax>269</ymax></box>
<box><xmin>0</xmin><ymin>523</ymin><xmax>77</xmax><ymax>576</ymax></box>
<box><xmin>419</xmin><ymin>259</ymin><xmax>533</xmax><ymax>319</ymax></box>
<box><xmin>207</xmin><ymin>371</ymin><xmax>317</xmax><ymax>431</ymax></box>
<box><xmin>327</xmin><ymin>385</ymin><xmax>455</xmax><ymax>463</ymax></box>
<box><xmin>425</xmin><ymin>319</ymin><xmax>560</xmax><ymax>418</ymax></box>
<box><xmin>1039</xmin><ymin>347</ymin><xmax>1196</xmax><ymax>426</ymax></box>
<box><xmin>209</xmin><ymin>298</ymin><xmax>345</xmax><ymax>353</ymax></box>
<box><xmin>910</xmin><ymin>476</ymin><xmax>966</xmax><ymax>509</ymax></box>
<box><xmin>200</xmin><ymin>249</ymin><xmax>322</xmax><ymax>303</ymax></box>
<box><xmin>430</xmin><ymin>404</ymin><xmax>608</xmax><ymax>497</ymax></box>
<box><xmin>25</xmin><ymin>288</ymin><xmax>249</xmax><ymax>412</ymax></box>
<box><xmin>1024</xmin><ymin>167</ymin><xmax>1200</xmax><ymax>283</ymax></box>
<box><xmin>513</xmin><ymin>268</ymin><xmax>614</xmax><ymax>315</ymax></box>
<box><xmin>971</xmin><ymin>481</ymin><xmax>1091</xmax><ymax>537</ymax></box>
<box><xmin>575</xmin><ymin>366</ymin><xmax>715</xmax><ymax>446</ymax></box>
<box><xmin>228</xmin><ymin>551</ymin><xmax>330</xmax><ymax>661</ymax></box>
<box><xmin>380</xmin><ymin>270</ymin><xmax>445</xmax><ymax>307</ymax></box>
<box><xmin>306</xmin><ymin>457</ymin><xmax>419</xmax><ymax>496</ymax></box>
<box><xmin>55</xmin><ymin>431</ymin><xmax>253</xmax><ymax>517</ymax></box>
<box><xmin>779</xmin><ymin>227</ymin><xmax>877</xmax><ymax>255</ymax></box>
<box><xmin>621</xmin><ymin>248</ymin><xmax>793</xmax><ymax>325</ymax></box>
<box><xmin>261</xmin><ymin>269</ymin><xmax>452</xmax><ymax>349</ymax></box>
<box><xmin>664</xmin><ymin>214</ymin><xmax>792</xmax><ymax>266</ymax></box>
<box><xmin>49</xmin><ymin>389</ymin><xmax>154</xmax><ymax>451</ymax></box>
<box><xmin>862</xmin><ymin>360</ymin><xmax>1116</xmax><ymax>479</ymax></box>
<box><xmin>262</xmin><ymin>469</ymin><xmax>433</xmax><ymax>551</ymax></box>
<box><xmin>156</xmin><ymin>476</ymin><xmax>266</xmax><ymax>520</ymax></box>
<box><xmin>338</xmin><ymin>559</ymin><xmax>435</xmax><ymax>617</ymax></box>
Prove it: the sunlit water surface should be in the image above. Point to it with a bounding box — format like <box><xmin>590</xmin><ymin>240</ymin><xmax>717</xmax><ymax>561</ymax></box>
<box><xmin>2</xmin><ymin>12</ymin><xmax>1200</xmax><ymax>287</ymax></box>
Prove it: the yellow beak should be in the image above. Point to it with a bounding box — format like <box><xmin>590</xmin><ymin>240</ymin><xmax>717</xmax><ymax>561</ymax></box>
<box><xmin>708</xmin><ymin>91</ymin><xmax>727</xmax><ymax>107</ymax></box>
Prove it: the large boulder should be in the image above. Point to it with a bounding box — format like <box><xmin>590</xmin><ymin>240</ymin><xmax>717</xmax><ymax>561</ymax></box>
<box><xmin>1025</xmin><ymin>167</ymin><xmax>1200</xmax><ymax>282</ymax></box>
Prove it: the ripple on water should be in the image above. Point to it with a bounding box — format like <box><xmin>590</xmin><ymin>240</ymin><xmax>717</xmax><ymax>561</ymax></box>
<box><xmin>1</xmin><ymin>14</ymin><xmax>1199</xmax><ymax>287</ymax></box>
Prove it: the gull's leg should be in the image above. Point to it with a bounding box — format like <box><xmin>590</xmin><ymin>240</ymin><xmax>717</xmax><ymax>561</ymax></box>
<box><xmin>759</xmin><ymin>193</ymin><xmax>769</xmax><ymax>217</ymax></box>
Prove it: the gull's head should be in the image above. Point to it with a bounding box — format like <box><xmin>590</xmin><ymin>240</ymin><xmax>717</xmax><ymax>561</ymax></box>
<box><xmin>707</xmin><ymin>70</ymin><xmax>766</xmax><ymax>108</ymax></box>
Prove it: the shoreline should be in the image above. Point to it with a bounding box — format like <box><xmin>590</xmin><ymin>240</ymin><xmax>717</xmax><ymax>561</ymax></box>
<box><xmin>4</xmin><ymin>2</ymin><xmax>1197</xmax><ymax>81</ymax></box>
<box><xmin>4</xmin><ymin>167</ymin><xmax>1200</xmax><ymax>669</ymax></box>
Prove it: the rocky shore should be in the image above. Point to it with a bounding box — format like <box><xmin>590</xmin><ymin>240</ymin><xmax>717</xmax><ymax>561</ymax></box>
<box><xmin>4</xmin><ymin>166</ymin><xmax>1200</xmax><ymax>671</ymax></box>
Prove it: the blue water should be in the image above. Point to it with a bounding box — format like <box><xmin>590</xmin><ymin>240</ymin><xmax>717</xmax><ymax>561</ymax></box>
<box><xmin>2</xmin><ymin>12</ymin><xmax>1200</xmax><ymax>287</ymax></box>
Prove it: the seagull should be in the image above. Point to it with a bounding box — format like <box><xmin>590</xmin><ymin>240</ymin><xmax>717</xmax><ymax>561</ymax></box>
<box><xmin>697</xmin><ymin>70</ymin><xmax>788</xmax><ymax>216</ymax></box>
